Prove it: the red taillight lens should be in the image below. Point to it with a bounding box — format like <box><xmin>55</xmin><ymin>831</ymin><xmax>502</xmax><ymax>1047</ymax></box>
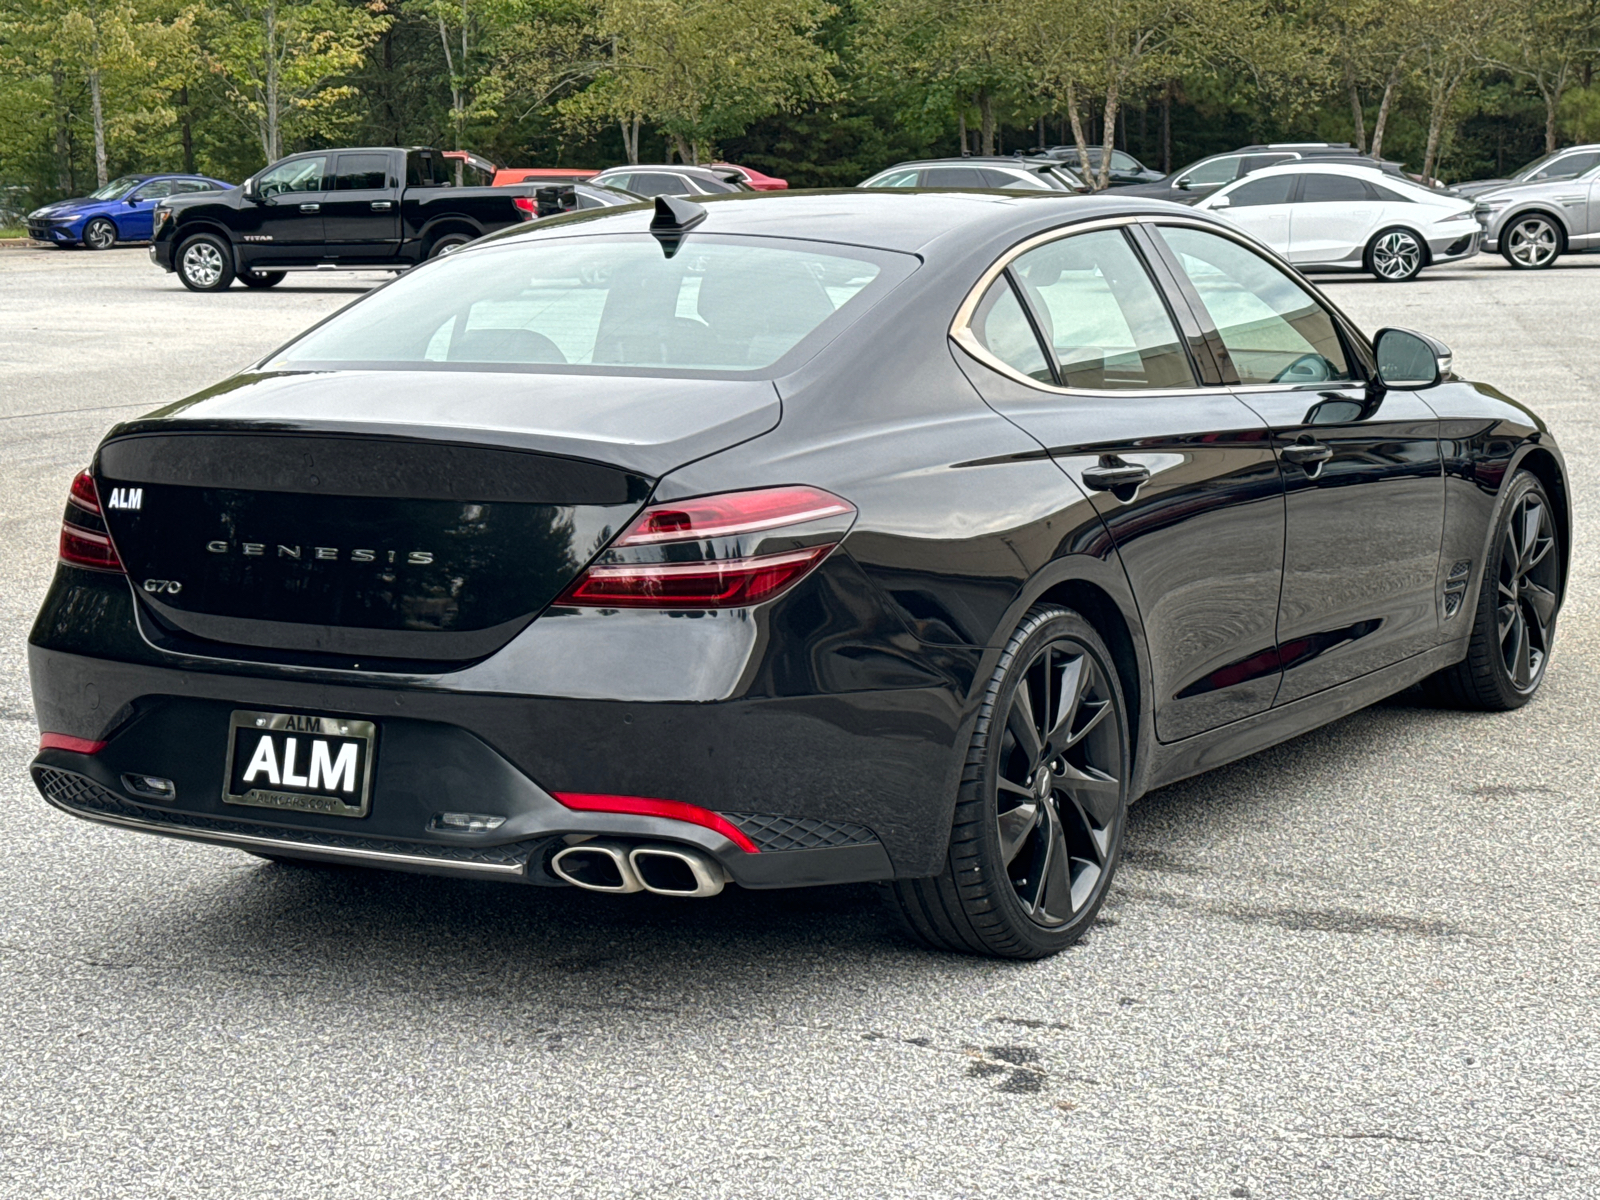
<box><xmin>59</xmin><ymin>469</ymin><xmax>125</xmax><ymax>573</ymax></box>
<box><xmin>39</xmin><ymin>732</ymin><xmax>107</xmax><ymax>754</ymax></box>
<box><xmin>559</xmin><ymin>545</ymin><xmax>831</xmax><ymax>608</ymax></box>
<box><xmin>513</xmin><ymin>196</ymin><xmax>536</xmax><ymax>218</ymax></box>
<box><xmin>555</xmin><ymin>485</ymin><xmax>855</xmax><ymax>610</ymax></box>
<box><xmin>615</xmin><ymin>486</ymin><xmax>855</xmax><ymax>546</ymax></box>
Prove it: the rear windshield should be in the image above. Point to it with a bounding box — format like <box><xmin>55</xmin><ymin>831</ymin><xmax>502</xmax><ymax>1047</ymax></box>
<box><xmin>273</xmin><ymin>234</ymin><xmax>911</xmax><ymax>374</ymax></box>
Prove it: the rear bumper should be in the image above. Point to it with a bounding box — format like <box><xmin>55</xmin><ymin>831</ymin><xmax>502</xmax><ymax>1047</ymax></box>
<box><xmin>29</xmin><ymin>567</ymin><xmax>971</xmax><ymax>884</ymax></box>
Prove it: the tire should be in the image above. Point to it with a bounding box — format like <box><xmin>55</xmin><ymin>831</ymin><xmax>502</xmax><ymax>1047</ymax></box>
<box><xmin>82</xmin><ymin>218</ymin><xmax>118</xmax><ymax>251</ymax></box>
<box><xmin>1365</xmin><ymin>227</ymin><xmax>1425</xmax><ymax>281</ymax></box>
<box><xmin>886</xmin><ymin>606</ymin><xmax>1130</xmax><ymax>959</ymax></box>
<box><xmin>176</xmin><ymin>233</ymin><xmax>235</xmax><ymax>292</ymax></box>
<box><xmin>238</xmin><ymin>269</ymin><xmax>286</xmax><ymax>289</ymax></box>
<box><xmin>1500</xmin><ymin>213</ymin><xmax>1563</xmax><ymax>269</ymax></box>
<box><xmin>425</xmin><ymin>231</ymin><xmax>474</xmax><ymax>259</ymax></box>
<box><xmin>1424</xmin><ymin>471</ymin><xmax>1561</xmax><ymax>710</ymax></box>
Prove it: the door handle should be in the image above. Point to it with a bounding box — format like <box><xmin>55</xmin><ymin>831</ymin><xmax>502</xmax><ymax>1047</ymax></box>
<box><xmin>1281</xmin><ymin>441</ymin><xmax>1333</xmax><ymax>466</ymax></box>
<box><xmin>299</xmin><ymin>203</ymin><xmax>321</xmax><ymax>213</ymax></box>
<box><xmin>1081</xmin><ymin>461</ymin><xmax>1152</xmax><ymax>491</ymax></box>
<box><xmin>370</xmin><ymin>201</ymin><xmax>393</xmax><ymax>210</ymax></box>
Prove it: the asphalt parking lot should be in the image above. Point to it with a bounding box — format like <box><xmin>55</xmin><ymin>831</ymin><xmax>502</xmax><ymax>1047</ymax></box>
<box><xmin>1</xmin><ymin>243</ymin><xmax>1597</xmax><ymax>1199</ymax></box>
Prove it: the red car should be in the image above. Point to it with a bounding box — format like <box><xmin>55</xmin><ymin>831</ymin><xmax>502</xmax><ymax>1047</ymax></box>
<box><xmin>713</xmin><ymin>162</ymin><xmax>788</xmax><ymax>190</ymax></box>
<box><xmin>441</xmin><ymin>152</ymin><xmax>601</xmax><ymax>190</ymax></box>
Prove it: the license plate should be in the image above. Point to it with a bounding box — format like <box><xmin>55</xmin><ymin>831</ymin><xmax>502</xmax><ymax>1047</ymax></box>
<box><xmin>224</xmin><ymin>710</ymin><xmax>376</xmax><ymax>818</ymax></box>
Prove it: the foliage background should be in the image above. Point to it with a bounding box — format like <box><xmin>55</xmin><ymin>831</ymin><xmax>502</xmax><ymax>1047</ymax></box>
<box><xmin>2</xmin><ymin>0</ymin><xmax>1597</xmax><ymax>221</ymax></box>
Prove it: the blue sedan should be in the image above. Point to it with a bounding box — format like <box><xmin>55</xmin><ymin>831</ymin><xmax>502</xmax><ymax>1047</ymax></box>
<box><xmin>26</xmin><ymin>174</ymin><xmax>233</xmax><ymax>249</ymax></box>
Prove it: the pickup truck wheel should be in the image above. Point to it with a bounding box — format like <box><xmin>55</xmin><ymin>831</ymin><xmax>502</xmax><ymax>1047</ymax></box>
<box><xmin>177</xmin><ymin>234</ymin><xmax>236</xmax><ymax>292</ymax></box>
<box><xmin>83</xmin><ymin>218</ymin><xmax>118</xmax><ymax>251</ymax></box>
<box><xmin>425</xmin><ymin>232</ymin><xmax>473</xmax><ymax>259</ymax></box>
<box><xmin>239</xmin><ymin>270</ymin><xmax>286</xmax><ymax>289</ymax></box>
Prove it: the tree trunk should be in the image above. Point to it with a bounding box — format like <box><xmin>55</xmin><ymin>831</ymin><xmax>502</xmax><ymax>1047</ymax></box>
<box><xmin>1098</xmin><ymin>80</ymin><xmax>1120</xmax><ymax>190</ymax></box>
<box><xmin>1064</xmin><ymin>81</ymin><xmax>1096</xmax><ymax>190</ymax></box>
<box><xmin>979</xmin><ymin>89</ymin><xmax>996</xmax><ymax>156</ymax></box>
<box><xmin>88</xmin><ymin>67</ymin><xmax>108</xmax><ymax>186</ymax></box>
<box><xmin>179</xmin><ymin>86</ymin><xmax>195</xmax><ymax>175</ymax></box>
<box><xmin>1345</xmin><ymin>58</ymin><xmax>1367</xmax><ymax>153</ymax></box>
<box><xmin>673</xmin><ymin>134</ymin><xmax>694</xmax><ymax>164</ymax></box>
<box><xmin>1037</xmin><ymin>114</ymin><xmax>1045</xmax><ymax>151</ymax></box>
<box><xmin>1370</xmin><ymin>65</ymin><xmax>1403</xmax><ymax>161</ymax></box>
<box><xmin>620</xmin><ymin>116</ymin><xmax>641</xmax><ymax>164</ymax></box>
<box><xmin>264</xmin><ymin>2</ymin><xmax>281</xmax><ymax>162</ymax></box>
<box><xmin>1161</xmin><ymin>81</ymin><xmax>1172</xmax><ymax>174</ymax></box>
<box><xmin>1421</xmin><ymin>72</ymin><xmax>1464</xmax><ymax>184</ymax></box>
<box><xmin>51</xmin><ymin>64</ymin><xmax>71</xmax><ymax>195</ymax></box>
<box><xmin>958</xmin><ymin>110</ymin><xmax>967</xmax><ymax>156</ymax></box>
<box><xmin>1541</xmin><ymin>81</ymin><xmax>1560</xmax><ymax>153</ymax></box>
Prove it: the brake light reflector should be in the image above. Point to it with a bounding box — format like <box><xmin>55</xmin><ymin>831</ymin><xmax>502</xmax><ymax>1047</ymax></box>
<box><xmin>555</xmin><ymin>485</ymin><xmax>856</xmax><ymax>610</ymax></box>
<box><xmin>39</xmin><ymin>733</ymin><xmax>106</xmax><ymax>755</ymax></box>
<box><xmin>552</xmin><ymin>791</ymin><xmax>759</xmax><ymax>853</ymax></box>
<box><xmin>512</xmin><ymin>195</ymin><xmax>537</xmax><ymax>218</ymax></box>
<box><xmin>59</xmin><ymin>469</ymin><xmax>125</xmax><ymax>573</ymax></box>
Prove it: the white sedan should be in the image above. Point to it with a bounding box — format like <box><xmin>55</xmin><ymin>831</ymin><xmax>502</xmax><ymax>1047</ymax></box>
<box><xmin>1194</xmin><ymin>162</ymin><xmax>1482</xmax><ymax>281</ymax></box>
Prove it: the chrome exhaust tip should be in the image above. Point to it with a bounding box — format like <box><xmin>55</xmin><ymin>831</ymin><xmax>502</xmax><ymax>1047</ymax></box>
<box><xmin>549</xmin><ymin>841</ymin><xmax>644</xmax><ymax>893</ymax></box>
<box><xmin>628</xmin><ymin>845</ymin><xmax>726</xmax><ymax>898</ymax></box>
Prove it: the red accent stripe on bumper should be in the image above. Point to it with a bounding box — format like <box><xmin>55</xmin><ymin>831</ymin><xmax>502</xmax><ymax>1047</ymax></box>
<box><xmin>551</xmin><ymin>792</ymin><xmax>759</xmax><ymax>853</ymax></box>
<box><xmin>39</xmin><ymin>733</ymin><xmax>107</xmax><ymax>754</ymax></box>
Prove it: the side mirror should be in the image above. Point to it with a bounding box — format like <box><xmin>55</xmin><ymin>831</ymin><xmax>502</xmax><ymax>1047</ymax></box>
<box><xmin>1176</xmin><ymin>177</ymin><xmax>1191</xmax><ymax>190</ymax></box>
<box><xmin>125</xmin><ymin>196</ymin><xmax>140</xmax><ymax>206</ymax></box>
<box><xmin>1374</xmin><ymin>327</ymin><xmax>1452</xmax><ymax>389</ymax></box>
<box><xmin>1209</xmin><ymin>193</ymin><xmax>1231</xmax><ymax>209</ymax></box>
<box><xmin>242</xmin><ymin>178</ymin><xmax>262</xmax><ymax>203</ymax></box>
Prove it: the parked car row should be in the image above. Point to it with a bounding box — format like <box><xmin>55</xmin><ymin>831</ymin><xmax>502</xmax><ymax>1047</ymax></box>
<box><xmin>27</xmin><ymin>138</ymin><xmax>1600</xmax><ymax>286</ymax></box>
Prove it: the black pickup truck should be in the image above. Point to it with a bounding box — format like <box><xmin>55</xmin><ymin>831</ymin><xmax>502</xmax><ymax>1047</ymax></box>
<box><xmin>150</xmin><ymin>146</ymin><xmax>538</xmax><ymax>291</ymax></box>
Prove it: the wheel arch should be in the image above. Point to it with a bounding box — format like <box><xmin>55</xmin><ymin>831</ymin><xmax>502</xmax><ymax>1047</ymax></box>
<box><xmin>172</xmin><ymin>220</ymin><xmax>235</xmax><ymax>250</ymax></box>
<box><xmin>1511</xmin><ymin>444</ymin><xmax>1572</xmax><ymax>597</ymax></box>
<box><xmin>418</xmin><ymin>217</ymin><xmax>483</xmax><ymax>250</ymax></box>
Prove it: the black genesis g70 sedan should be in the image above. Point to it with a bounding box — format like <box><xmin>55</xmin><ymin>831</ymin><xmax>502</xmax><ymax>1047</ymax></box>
<box><xmin>30</xmin><ymin>189</ymin><xmax>1569</xmax><ymax>959</ymax></box>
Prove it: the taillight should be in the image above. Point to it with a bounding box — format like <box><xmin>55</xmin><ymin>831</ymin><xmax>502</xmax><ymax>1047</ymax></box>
<box><xmin>59</xmin><ymin>468</ymin><xmax>124</xmax><ymax>572</ymax></box>
<box><xmin>556</xmin><ymin>485</ymin><xmax>855</xmax><ymax>610</ymax></box>
<box><xmin>513</xmin><ymin>195</ymin><xmax>536</xmax><ymax>219</ymax></box>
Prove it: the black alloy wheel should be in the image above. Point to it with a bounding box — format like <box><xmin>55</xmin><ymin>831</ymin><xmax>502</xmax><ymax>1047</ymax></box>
<box><xmin>239</xmin><ymin>270</ymin><xmax>287</xmax><ymax>289</ymax></box>
<box><xmin>176</xmin><ymin>233</ymin><xmax>236</xmax><ymax>292</ymax></box>
<box><xmin>83</xmin><ymin>218</ymin><xmax>117</xmax><ymax>251</ymax></box>
<box><xmin>1366</xmin><ymin>227</ymin><xmax>1425</xmax><ymax>281</ymax></box>
<box><xmin>1501</xmin><ymin>214</ymin><xmax>1563</xmax><ymax>269</ymax></box>
<box><xmin>888</xmin><ymin>607</ymin><xmax>1129</xmax><ymax>959</ymax></box>
<box><xmin>1425</xmin><ymin>471</ymin><xmax>1561</xmax><ymax>710</ymax></box>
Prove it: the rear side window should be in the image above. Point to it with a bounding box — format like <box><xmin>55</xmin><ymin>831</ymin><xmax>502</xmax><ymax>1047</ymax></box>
<box><xmin>1156</xmin><ymin>225</ymin><xmax>1352</xmax><ymax>385</ymax></box>
<box><xmin>923</xmin><ymin>166</ymin><xmax>988</xmax><ymax>188</ymax></box>
<box><xmin>335</xmin><ymin>153</ymin><xmax>390</xmax><ymax>190</ymax></box>
<box><xmin>1228</xmin><ymin>175</ymin><xmax>1294</xmax><ymax>207</ymax></box>
<box><xmin>969</xmin><ymin>277</ymin><xmax>1052</xmax><ymax>382</ymax></box>
<box><xmin>276</xmin><ymin>236</ymin><xmax>908</xmax><ymax>373</ymax></box>
<box><xmin>1009</xmin><ymin>230</ymin><xmax>1196</xmax><ymax>390</ymax></box>
<box><xmin>1299</xmin><ymin>174</ymin><xmax>1372</xmax><ymax>203</ymax></box>
<box><xmin>405</xmin><ymin>152</ymin><xmax>451</xmax><ymax>187</ymax></box>
<box><xmin>868</xmin><ymin>169</ymin><xmax>920</xmax><ymax>188</ymax></box>
<box><xmin>626</xmin><ymin>173</ymin><xmax>688</xmax><ymax>197</ymax></box>
<box><xmin>982</xmin><ymin>168</ymin><xmax>1053</xmax><ymax>191</ymax></box>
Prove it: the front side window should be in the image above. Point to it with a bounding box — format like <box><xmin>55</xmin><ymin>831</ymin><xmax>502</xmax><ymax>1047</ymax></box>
<box><xmin>1008</xmin><ymin>229</ymin><xmax>1196</xmax><ymax>390</ymax></box>
<box><xmin>867</xmin><ymin>169</ymin><xmax>920</xmax><ymax>188</ymax></box>
<box><xmin>1181</xmin><ymin>156</ymin><xmax>1242</xmax><ymax>186</ymax></box>
<box><xmin>132</xmin><ymin>180</ymin><xmax>178</xmax><ymax>201</ymax></box>
<box><xmin>1227</xmin><ymin>175</ymin><xmax>1294</xmax><ymax>207</ymax></box>
<box><xmin>274</xmin><ymin>235</ymin><xmax>905</xmax><ymax>373</ymax></box>
<box><xmin>1530</xmin><ymin>151</ymin><xmax>1600</xmax><ymax>181</ymax></box>
<box><xmin>335</xmin><ymin>153</ymin><xmax>390</xmax><ymax>190</ymax></box>
<box><xmin>1157</xmin><ymin>225</ymin><xmax>1352</xmax><ymax>386</ymax></box>
<box><xmin>258</xmin><ymin>157</ymin><xmax>327</xmax><ymax>198</ymax></box>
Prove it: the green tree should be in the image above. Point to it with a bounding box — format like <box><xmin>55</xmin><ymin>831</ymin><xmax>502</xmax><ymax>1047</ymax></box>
<box><xmin>1482</xmin><ymin>0</ymin><xmax>1600</xmax><ymax>153</ymax></box>
<box><xmin>202</xmin><ymin>0</ymin><xmax>390</xmax><ymax>163</ymax></box>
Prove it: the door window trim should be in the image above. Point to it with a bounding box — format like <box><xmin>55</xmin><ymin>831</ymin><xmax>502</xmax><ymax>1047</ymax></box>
<box><xmin>950</xmin><ymin>214</ymin><xmax>1373</xmax><ymax>397</ymax></box>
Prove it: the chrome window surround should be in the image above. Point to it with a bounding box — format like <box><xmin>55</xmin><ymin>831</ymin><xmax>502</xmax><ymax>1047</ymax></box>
<box><xmin>950</xmin><ymin>213</ymin><xmax>1369</xmax><ymax>398</ymax></box>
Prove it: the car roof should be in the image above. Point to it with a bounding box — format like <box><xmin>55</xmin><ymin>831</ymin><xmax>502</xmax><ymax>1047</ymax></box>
<box><xmin>880</xmin><ymin>157</ymin><xmax>1066</xmax><ymax>169</ymax></box>
<box><xmin>479</xmin><ymin>188</ymin><xmax>1204</xmax><ymax>256</ymax></box>
<box><xmin>596</xmin><ymin>164</ymin><xmax>728</xmax><ymax>177</ymax></box>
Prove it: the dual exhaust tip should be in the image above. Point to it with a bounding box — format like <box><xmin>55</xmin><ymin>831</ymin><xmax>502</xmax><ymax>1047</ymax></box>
<box><xmin>549</xmin><ymin>840</ymin><xmax>726</xmax><ymax>898</ymax></box>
